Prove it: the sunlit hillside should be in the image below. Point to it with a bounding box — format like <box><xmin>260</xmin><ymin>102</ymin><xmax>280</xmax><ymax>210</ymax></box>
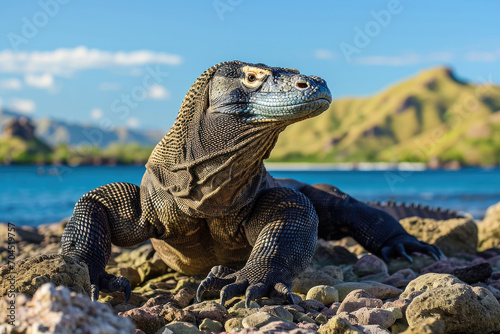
<box><xmin>270</xmin><ymin>67</ymin><xmax>500</xmax><ymax>165</ymax></box>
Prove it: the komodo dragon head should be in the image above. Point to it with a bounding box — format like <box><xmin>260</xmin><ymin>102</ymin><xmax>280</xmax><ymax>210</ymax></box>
<box><xmin>206</xmin><ymin>61</ymin><xmax>332</xmax><ymax>123</ymax></box>
<box><xmin>147</xmin><ymin>61</ymin><xmax>332</xmax><ymax>216</ymax></box>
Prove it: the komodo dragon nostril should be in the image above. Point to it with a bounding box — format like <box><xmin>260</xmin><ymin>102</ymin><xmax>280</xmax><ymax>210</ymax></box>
<box><xmin>295</xmin><ymin>80</ymin><xmax>309</xmax><ymax>90</ymax></box>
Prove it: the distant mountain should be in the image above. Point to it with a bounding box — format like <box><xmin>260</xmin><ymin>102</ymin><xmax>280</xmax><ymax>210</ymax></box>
<box><xmin>0</xmin><ymin>110</ymin><xmax>165</xmax><ymax>148</ymax></box>
<box><xmin>2</xmin><ymin>66</ymin><xmax>500</xmax><ymax>166</ymax></box>
<box><xmin>269</xmin><ymin>67</ymin><xmax>500</xmax><ymax>165</ymax></box>
<box><xmin>0</xmin><ymin>116</ymin><xmax>52</xmax><ymax>164</ymax></box>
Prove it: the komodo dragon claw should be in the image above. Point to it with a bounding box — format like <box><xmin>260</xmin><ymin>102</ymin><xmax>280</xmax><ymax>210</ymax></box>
<box><xmin>90</xmin><ymin>272</ymin><xmax>131</xmax><ymax>302</ymax></box>
<box><xmin>380</xmin><ymin>234</ymin><xmax>444</xmax><ymax>263</ymax></box>
<box><xmin>196</xmin><ymin>265</ymin><xmax>294</xmax><ymax>308</ymax></box>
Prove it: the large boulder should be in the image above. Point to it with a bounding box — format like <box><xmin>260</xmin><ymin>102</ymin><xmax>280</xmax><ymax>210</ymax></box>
<box><xmin>0</xmin><ymin>254</ymin><xmax>91</xmax><ymax>298</ymax></box>
<box><xmin>401</xmin><ymin>273</ymin><xmax>464</xmax><ymax>298</ymax></box>
<box><xmin>399</xmin><ymin>216</ymin><xmax>478</xmax><ymax>256</ymax></box>
<box><xmin>406</xmin><ymin>283</ymin><xmax>500</xmax><ymax>333</ymax></box>
<box><xmin>0</xmin><ymin>283</ymin><xmax>135</xmax><ymax>333</ymax></box>
<box><xmin>478</xmin><ymin>201</ymin><xmax>500</xmax><ymax>251</ymax></box>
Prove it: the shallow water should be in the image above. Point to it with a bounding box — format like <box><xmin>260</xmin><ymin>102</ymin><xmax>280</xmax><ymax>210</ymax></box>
<box><xmin>1</xmin><ymin>165</ymin><xmax>499</xmax><ymax>226</ymax></box>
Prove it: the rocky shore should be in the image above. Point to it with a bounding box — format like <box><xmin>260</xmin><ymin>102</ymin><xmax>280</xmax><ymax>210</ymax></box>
<box><xmin>1</xmin><ymin>202</ymin><xmax>500</xmax><ymax>334</ymax></box>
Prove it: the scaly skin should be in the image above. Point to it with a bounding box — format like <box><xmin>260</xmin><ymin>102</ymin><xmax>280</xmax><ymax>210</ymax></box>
<box><xmin>61</xmin><ymin>61</ymin><xmax>442</xmax><ymax>306</ymax></box>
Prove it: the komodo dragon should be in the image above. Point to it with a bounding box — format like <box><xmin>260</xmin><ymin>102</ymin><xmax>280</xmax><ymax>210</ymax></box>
<box><xmin>62</xmin><ymin>61</ymin><xmax>449</xmax><ymax>307</ymax></box>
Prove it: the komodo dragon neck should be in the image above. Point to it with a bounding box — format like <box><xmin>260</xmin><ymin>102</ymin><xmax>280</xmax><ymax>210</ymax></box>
<box><xmin>146</xmin><ymin>62</ymin><xmax>285</xmax><ymax>217</ymax></box>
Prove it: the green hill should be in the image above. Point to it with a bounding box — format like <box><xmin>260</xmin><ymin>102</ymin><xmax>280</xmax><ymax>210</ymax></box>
<box><xmin>269</xmin><ymin>67</ymin><xmax>500</xmax><ymax>165</ymax></box>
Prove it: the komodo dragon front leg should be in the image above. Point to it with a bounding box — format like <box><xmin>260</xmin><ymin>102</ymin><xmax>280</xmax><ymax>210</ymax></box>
<box><xmin>61</xmin><ymin>182</ymin><xmax>162</xmax><ymax>301</ymax></box>
<box><xmin>197</xmin><ymin>188</ymin><xmax>318</xmax><ymax>307</ymax></box>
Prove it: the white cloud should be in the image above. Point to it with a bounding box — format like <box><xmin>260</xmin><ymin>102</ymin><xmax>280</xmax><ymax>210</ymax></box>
<box><xmin>0</xmin><ymin>46</ymin><xmax>183</xmax><ymax>76</ymax></box>
<box><xmin>99</xmin><ymin>82</ymin><xmax>121</xmax><ymax>91</ymax></box>
<box><xmin>314</xmin><ymin>49</ymin><xmax>337</xmax><ymax>60</ymax></box>
<box><xmin>25</xmin><ymin>73</ymin><xmax>54</xmax><ymax>89</ymax></box>
<box><xmin>9</xmin><ymin>98</ymin><xmax>35</xmax><ymax>114</ymax></box>
<box><xmin>90</xmin><ymin>108</ymin><xmax>103</xmax><ymax>119</ymax></box>
<box><xmin>126</xmin><ymin>117</ymin><xmax>140</xmax><ymax>128</ymax></box>
<box><xmin>465</xmin><ymin>50</ymin><xmax>500</xmax><ymax>62</ymax></box>
<box><xmin>0</xmin><ymin>78</ymin><xmax>22</xmax><ymax>90</ymax></box>
<box><xmin>353</xmin><ymin>52</ymin><xmax>454</xmax><ymax>66</ymax></box>
<box><xmin>147</xmin><ymin>84</ymin><xmax>171</xmax><ymax>100</ymax></box>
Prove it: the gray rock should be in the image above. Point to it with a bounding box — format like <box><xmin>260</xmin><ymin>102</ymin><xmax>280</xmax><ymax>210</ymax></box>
<box><xmin>260</xmin><ymin>305</ymin><xmax>294</xmax><ymax>322</ymax></box>
<box><xmin>478</xmin><ymin>201</ymin><xmax>500</xmax><ymax>251</ymax></box>
<box><xmin>321</xmin><ymin>265</ymin><xmax>344</xmax><ymax>283</ymax></box>
<box><xmin>0</xmin><ymin>253</ymin><xmax>91</xmax><ymax>298</ymax></box>
<box><xmin>337</xmin><ymin>289</ymin><xmax>382</xmax><ymax>314</ymax></box>
<box><xmin>318</xmin><ymin>316</ymin><xmax>363</xmax><ymax>334</ymax></box>
<box><xmin>400</xmin><ymin>317</ymin><xmax>445</xmax><ymax>334</ymax></box>
<box><xmin>0</xmin><ymin>223</ymin><xmax>44</xmax><ymax>244</ymax></box>
<box><xmin>334</xmin><ymin>282</ymin><xmax>402</xmax><ymax>301</ymax></box>
<box><xmin>107</xmin><ymin>266</ymin><xmax>142</xmax><ymax>288</ymax></box>
<box><xmin>399</xmin><ymin>216</ymin><xmax>478</xmax><ymax>256</ymax></box>
<box><xmin>293</xmin><ymin>312</ymin><xmax>316</xmax><ymax>324</ymax></box>
<box><xmin>452</xmin><ymin>262</ymin><xmax>493</xmax><ymax>284</ymax></box>
<box><xmin>229</xmin><ymin>299</ymin><xmax>260</xmax><ymax>310</ymax></box>
<box><xmin>162</xmin><ymin>306</ymin><xmax>197</xmax><ymax>324</ymax></box>
<box><xmin>120</xmin><ymin>306</ymin><xmax>167</xmax><ymax>334</ymax></box>
<box><xmin>198</xmin><ymin>318</ymin><xmax>223</xmax><ymax>332</ymax></box>
<box><xmin>224</xmin><ymin>317</ymin><xmax>244</xmax><ymax>332</ymax></box>
<box><xmin>183</xmin><ymin>300</ymin><xmax>227</xmax><ymax>324</ymax></box>
<box><xmin>299</xmin><ymin>298</ymin><xmax>327</xmax><ymax>311</ymax></box>
<box><xmin>162</xmin><ymin>321</ymin><xmax>201</xmax><ymax>334</ymax></box>
<box><xmin>340</xmin><ymin>307</ymin><xmax>396</xmax><ymax>329</ymax></box>
<box><xmin>353</xmin><ymin>255</ymin><xmax>388</xmax><ymax>277</ymax></box>
<box><xmin>420</xmin><ymin>260</ymin><xmax>455</xmax><ymax>275</ymax></box>
<box><xmin>242</xmin><ymin>311</ymin><xmax>288</xmax><ymax>328</ymax></box>
<box><xmin>382</xmin><ymin>298</ymin><xmax>411</xmax><ymax>316</ymax></box>
<box><xmin>259</xmin><ymin>320</ymin><xmax>297</xmax><ymax>332</ymax></box>
<box><xmin>172</xmin><ymin>287</ymin><xmax>196</xmax><ymax>308</ymax></box>
<box><xmin>306</xmin><ymin>285</ymin><xmax>339</xmax><ymax>306</ymax></box>
<box><xmin>401</xmin><ymin>273</ymin><xmax>464</xmax><ymax>298</ymax></box>
<box><xmin>0</xmin><ymin>283</ymin><xmax>135</xmax><ymax>334</ymax></box>
<box><xmin>293</xmin><ymin>268</ymin><xmax>342</xmax><ymax>294</ymax></box>
<box><xmin>472</xmin><ymin>282</ymin><xmax>500</xmax><ymax>300</ymax></box>
<box><xmin>358</xmin><ymin>324</ymin><xmax>391</xmax><ymax>334</ymax></box>
<box><xmin>315</xmin><ymin>312</ymin><xmax>328</xmax><ymax>325</ymax></box>
<box><xmin>383</xmin><ymin>306</ymin><xmax>402</xmax><ymax>320</ymax></box>
<box><xmin>387</xmin><ymin>254</ymin><xmax>436</xmax><ymax>275</ymax></box>
<box><xmin>313</xmin><ymin>239</ymin><xmax>358</xmax><ymax>266</ymax></box>
<box><xmin>295</xmin><ymin>322</ymin><xmax>319</xmax><ymax>333</ymax></box>
<box><xmin>381</xmin><ymin>269</ymin><xmax>417</xmax><ymax>288</ymax></box>
<box><xmin>407</xmin><ymin>283</ymin><xmax>500</xmax><ymax>333</ymax></box>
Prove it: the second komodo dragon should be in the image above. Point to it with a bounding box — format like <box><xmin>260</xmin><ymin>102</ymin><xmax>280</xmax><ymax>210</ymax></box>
<box><xmin>62</xmin><ymin>61</ymin><xmax>447</xmax><ymax>307</ymax></box>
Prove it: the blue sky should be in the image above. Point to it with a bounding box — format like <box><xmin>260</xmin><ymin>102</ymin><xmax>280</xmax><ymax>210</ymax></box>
<box><xmin>0</xmin><ymin>0</ymin><xmax>499</xmax><ymax>131</ymax></box>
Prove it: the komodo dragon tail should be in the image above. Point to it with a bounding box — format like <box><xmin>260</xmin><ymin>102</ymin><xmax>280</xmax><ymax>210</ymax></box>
<box><xmin>365</xmin><ymin>201</ymin><xmax>466</xmax><ymax>220</ymax></box>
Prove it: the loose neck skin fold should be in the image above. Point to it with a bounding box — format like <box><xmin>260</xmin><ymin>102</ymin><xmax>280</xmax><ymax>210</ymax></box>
<box><xmin>146</xmin><ymin>62</ymin><xmax>285</xmax><ymax>217</ymax></box>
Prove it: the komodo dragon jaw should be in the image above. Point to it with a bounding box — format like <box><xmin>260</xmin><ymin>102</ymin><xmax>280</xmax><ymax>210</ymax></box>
<box><xmin>62</xmin><ymin>61</ymin><xmax>443</xmax><ymax>307</ymax></box>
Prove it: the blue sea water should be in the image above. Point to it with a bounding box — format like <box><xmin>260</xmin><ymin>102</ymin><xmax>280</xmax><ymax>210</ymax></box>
<box><xmin>1</xmin><ymin>165</ymin><xmax>499</xmax><ymax>226</ymax></box>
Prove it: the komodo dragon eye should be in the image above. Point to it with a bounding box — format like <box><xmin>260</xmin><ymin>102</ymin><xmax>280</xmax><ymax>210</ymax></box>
<box><xmin>246</xmin><ymin>73</ymin><xmax>257</xmax><ymax>83</ymax></box>
<box><xmin>241</xmin><ymin>66</ymin><xmax>271</xmax><ymax>88</ymax></box>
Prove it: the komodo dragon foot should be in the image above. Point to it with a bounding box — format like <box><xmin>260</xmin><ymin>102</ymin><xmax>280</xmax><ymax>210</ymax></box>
<box><xmin>379</xmin><ymin>234</ymin><xmax>443</xmax><ymax>263</ymax></box>
<box><xmin>196</xmin><ymin>265</ymin><xmax>295</xmax><ymax>308</ymax></box>
<box><xmin>90</xmin><ymin>271</ymin><xmax>131</xmax><ymax>302</ymax></box>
